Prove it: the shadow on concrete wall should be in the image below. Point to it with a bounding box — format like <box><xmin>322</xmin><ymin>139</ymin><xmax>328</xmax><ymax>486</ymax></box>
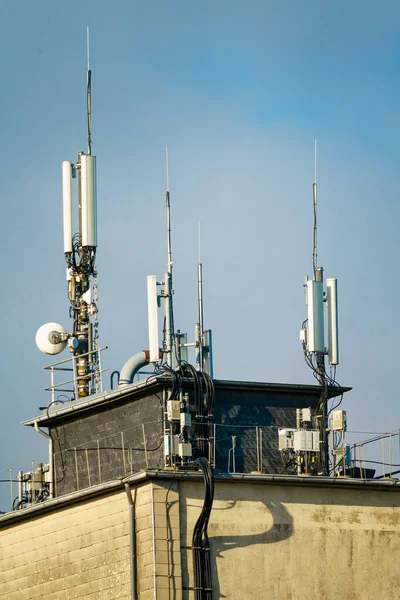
<box><xmin>209</xmin><ymin>499</ymin><xmax>293</xmax><ymax>598</ymax></box>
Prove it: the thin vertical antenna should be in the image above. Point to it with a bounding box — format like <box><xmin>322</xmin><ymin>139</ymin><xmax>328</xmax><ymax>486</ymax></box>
<box><xmin>197</xmin><ymin>222</ymin><xmax>204</xmax><ymax>370</ymax></box>
<box><xmin>198</xmin><ymin>222</ymin><xmax>201</xmax><ymax>263</ymax></box>
<box><xmin>86</xmin><ymin>27</ymin><xmax>92</xmax><ymax>155</ymax></box>
<box><xmin>164</xmin><ymin>147</ymin><xmax>174</xmax><ymax>365</ymax></box>
<box><xmin>314</xmin><ymin>138</ymin><xmax>317</xmax><ymax>183</ymax></box>
<box><xmin>166</xmin><ymin>146</ymin><xmax>169</xmax><ymax>192</ymax></box>
<box><xmin>312</xmin><ymin>139</ymin><xmax>317</xmax><ymax>279</ymax></box>
<box><xmin>166</xmin><ymin>147</ymin><xmax>172</xmax><ymax>274</ymax></box>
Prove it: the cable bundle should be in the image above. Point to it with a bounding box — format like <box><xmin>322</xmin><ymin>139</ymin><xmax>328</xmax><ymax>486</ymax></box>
<box><xmin>192</xmin><ymin>457</ymin><xmax>214</xmax><ymax>600</ymax></box>
<box><xmin>158</xmin><ymin>362</ymin><xmax>216</xmax><ymax>459</ymax></box>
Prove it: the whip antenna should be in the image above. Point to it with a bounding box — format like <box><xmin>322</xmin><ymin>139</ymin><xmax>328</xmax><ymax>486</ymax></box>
<box><xmin>166</xmin><ymin>147</ymin><xmax>172</xmax><ymax>274</ymax></box>
<box><xmin>197</xmin><ymin>222</ymin><xmax>204</xmax><ymax>370</ymax></box>
<box><xmin>312</xmin><ymin>139</ymin><xmax>317</xmax><ymax>279</ymax></box>
<box><xmin>86</xmin><ymin>27</ymin><xmax>92</xmax><ymax>155</ymax></box>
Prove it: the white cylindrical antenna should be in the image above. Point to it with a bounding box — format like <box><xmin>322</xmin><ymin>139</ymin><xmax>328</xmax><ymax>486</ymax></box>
<box><xmin>62</xmin><ymin>161</ymin><xmax>73</xmax><ymax>253</ymax></box>
<box><xmin>307</xmin><ymin>279</ymin><xmax>324</xmax><ymax>353</ymax></box>
<box><xmin>80</xmin><ymin>154</ymin><xmax>97</xmax><ymax>247</ymax></box>
<box><xmin>147</xmin><ymin>275</ymin><xmax>159</xmax><ymax>362</ymax></box>
<box><xmin>326</xmin><ymin>278</ymin><xmax>339</xmax><ymax>365</ymax></box>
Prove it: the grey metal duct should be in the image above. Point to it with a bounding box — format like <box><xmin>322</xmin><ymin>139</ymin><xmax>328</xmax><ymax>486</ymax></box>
<box><xmin>118</xmin><ymin>350</ymin><xmax>150</xmax><ymax>387</ymax></box>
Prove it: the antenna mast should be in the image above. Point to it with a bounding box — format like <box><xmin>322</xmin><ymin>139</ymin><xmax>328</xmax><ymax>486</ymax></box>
<box><xmin>197</xmin><ymin>222</ymin><xmax>204</xmax><ymax>371</ymax></box>
<box><xmin>61</xmin><ymin>28</ymin><xmax>99</xmax><ymax>397</ymax></box>
<box><xmin>86</xmin><ymin>27</ymin><xmax>92</xmax><ymax>156</ymax></box>
<box><xmin>163</xmin><ymin>147</ymin><xmax>175</xmax><ymax>365</ymax></box>
<box><xmin>312</xmin><ymin>139</ymin><xmax>317</xmax><ymax>279</ymax></box>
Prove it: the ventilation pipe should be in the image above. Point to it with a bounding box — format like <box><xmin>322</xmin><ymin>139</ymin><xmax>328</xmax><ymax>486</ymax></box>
<box><xmin>118</xmin><ymin>351</ymin><xmax>150</xmax><ymax>387</ymax></box>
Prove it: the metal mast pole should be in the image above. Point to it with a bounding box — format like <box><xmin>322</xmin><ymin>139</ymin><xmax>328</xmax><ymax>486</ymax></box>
<box><xmin>164</xmin><ymin>148</ymin><xmax>174</xmax><ymax>366</ymax></box>
<box><xmin>197</xmin><ymin>223</ymin><xmax>204</xmax><ymax>371</ymax></box>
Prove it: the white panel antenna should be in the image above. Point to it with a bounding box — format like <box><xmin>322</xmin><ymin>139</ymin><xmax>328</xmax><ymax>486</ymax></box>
<box><xmin>147</xmin><ymin>275</ymin><xmax>160</xmax><ymax>362</ymax></box>
<box><xmin>62</xmin><ymin>161</ymin><xmax>73</xmax><ymax>254</ymax></box>
<box><xmin>326</xmin><ymin>278</ymin><xmax>339</xmax><ymax>365</ymax></box>
<box><xmin>80</xmin><ymin>154</ymin><xmax>97</xmax><ymax>247</ymax></box>
<box><xmin>307</xmin><ymin>280</ymin><xmax>324</xmax><ymax>353</ymax></box>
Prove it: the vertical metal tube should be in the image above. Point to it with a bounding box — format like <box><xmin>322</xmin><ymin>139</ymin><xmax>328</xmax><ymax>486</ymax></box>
<box><xmin>74</xmin><ymin>448</ymin><xmax>79</xmax><ymax>490</ymax></box>
<box><xmin>195</xmin><ymin>323</ymin><xmax>201</xmax><ymax>371</ymax></box>
<box><xmin>85</xmin><ymin>449</ymin><xmax>91</xmax><ymax>487</ymax></box>
<box><xmin>97</xmin><ymin>440</ymin><xmax>101</xmax><ymax>483</ymax></box>
<box><xmin>88</xmin><ymin>323</ymin><xmax>93</xmax><ymax>393</ymax></box>
<box><xmin>296</xmin><ymin>409</ymin><xmax>302</xmax><ymax>429</ymax></box>
<box><xmin>18</xmin><ymin>470</ymin><xmax>23</xmax><ymax>507</ymax></box>
<box><xmin>213</xmin><ymin>423</ymin><xmax>216</xmax><ymax>468</ymax></box>
<box><xmin>166</xmin><ymin>190</ymin><xmax>172</xmax><ymax>275</ymax></box>
<box><xmin>121</xmin><ymin>431</ymin><xmax>127</xmax><ymax>474</ymax></box>
<box><xmin>9</xmin><ymin>468</ymin><xmax>13</xmax><ymax>510</ymax></box>
<box><xmin>198</xmin><ymin>263</ymin><xmax>204</xmax><ymax>371</ymax></box>
<box><xmin>313</xmin><ymin>181</ymin><xmax>317</xmax><ymax>278</ymax></box>
<box><xmin>72</xmin><ymin>354</ymin><xmax>78</xmax><ymax>400</ymax></box>
<box><xmin>142</xmin><ymin>424</ymin><xmax>149</xmax><ymax>469</ymax></box>
<box><xmin>34</xmin><ymin>422</ymin><xmax>54</xmax><ymax>499</ymax></box>
<box><xmin>50</xmin><ymin>367</ymin><xmax>55</xmax><ymax>406</ymax></box>
<box><xmin>164</xmin><ymin>272</ymin><xmax>172</xmax><ymax>366</ymax></box>
<box><xmin>256</xmin><ymin>426</ymin><xmax>260</xmax><ymax>472</ymax></box>
<box><xmin>98</xmin><ymin>346</ymin><xmax>103</xmax><ymax>393</ymax></box>
<box><xmin>124</xmin><ymin>484</ymin><xmax>138</xmax><ymax>600</ymax></box>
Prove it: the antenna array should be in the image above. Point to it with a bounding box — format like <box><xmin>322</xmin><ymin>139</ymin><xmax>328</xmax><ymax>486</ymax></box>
<box><xmin>146</xmin><ymin>151</ymin><xmax>213</xmax><ymax>374</ymax></box>
<box><xmin>36</xmin><ymin>28</ymin><xmax>100</xmax><ymax>399</ymax></box>
<box><xmin>299</xmin><ymin>140</ymin><xmax>340</xmax><ymax>475</ymax></box>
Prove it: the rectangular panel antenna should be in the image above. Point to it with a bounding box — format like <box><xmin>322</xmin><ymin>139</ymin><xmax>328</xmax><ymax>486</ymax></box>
<box><xmin>147</xmin><ymin>275</ymin><xmax>159</xmax><ymax>362</ymax></box>
<box><xmin>307</xmin><ymin>280</ymin><xmax>324</xmax><ymax>353</ymax></box>
<box><xmin>80</xmin><ymin>154</ymin><xmax>97</xmax><ymax>247</ymax></box>
<box><xmin>326</xmin><ymin>278</ymin><xmax>339</xmax><ymax>365</ymax></box>
<box><xmin>62</xmin><ymin>161</ymin><xmax>73</xmax><ymax>254</ymax></box>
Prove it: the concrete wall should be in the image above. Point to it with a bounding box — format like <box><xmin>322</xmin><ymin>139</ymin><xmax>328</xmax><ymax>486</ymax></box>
<box><xmin>135</xmin><ymin>480</ymin><xmax>182</xmax><ymax>600</ymax></box>
<box><xmin>179</xmin><ymin>479</ymin><xmax>400</xmax><ymax>600</ymax></box>
<box><xmin>1</xmin><ymin>475</ymin><xmax>398</xmax><ymax>600</ymax></box>
<box><xmin>0</xmin><ymin>489</ymin><xmax>131</xmax><ymax>600</ymax></box>
<box><xmin>52</xmin><ymin>394</ymin><xmax>164</xmax><ymax>496</ymax></box>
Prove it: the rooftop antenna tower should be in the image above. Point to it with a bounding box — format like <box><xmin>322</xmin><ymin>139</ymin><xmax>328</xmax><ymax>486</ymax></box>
<box><xmin>36</xmin><ymin>27</ymin><xmax>100</xmax><ymax>398</ymax></box>
<box><xmin>300</xmin><ymin>139</ymin><xmax>339</xmax><ymax>475</ymax></box>
<box><xmin>146</xmin><ymin>152</ymin><xmax>213</xmax><ymax>375</ymax></box>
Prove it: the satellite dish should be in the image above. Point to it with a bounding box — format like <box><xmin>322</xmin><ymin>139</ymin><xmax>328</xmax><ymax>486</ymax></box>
<box><xmin>35</xmin><ymin>322</ymin><xmax>68</xmax><ymax>355</ymax></box>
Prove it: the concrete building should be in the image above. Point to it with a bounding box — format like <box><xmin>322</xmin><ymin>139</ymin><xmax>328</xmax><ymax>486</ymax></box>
<box><xmin>0</xmin><ymin>470</ymin><xmax>399</xmax><ymax>600</ymax></box>
<box><xmin>1</xmin><ymin>377</ymin><xmax>399</xmax><ymax>600</ymax></box>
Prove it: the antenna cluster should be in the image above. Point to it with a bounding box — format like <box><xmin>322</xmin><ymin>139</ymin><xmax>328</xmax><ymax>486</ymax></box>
<box><xmin>299</xmin><ymin>140</ymin><xmax>340</xmax><ymax>475</ymax></box>
<box><xmin>36</xmin><ymin>28</ymin><xmax>100</xmax><ymax>398</ymax></box>
<box><xmin>301</xmin><ymin>141</ymin><xmax>339</xmax><ymax>366</ymax></box>
<box><xmin>146</xmin><ymin>149</ymin><xmax>213</xmax><ymax>375</ymax></box>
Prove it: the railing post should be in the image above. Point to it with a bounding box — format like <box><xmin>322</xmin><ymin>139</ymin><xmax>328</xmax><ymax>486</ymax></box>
<box><xmin>50</xmin><ymin>367</ymin><xmax>55</xmax><ymax>406</ymax></box>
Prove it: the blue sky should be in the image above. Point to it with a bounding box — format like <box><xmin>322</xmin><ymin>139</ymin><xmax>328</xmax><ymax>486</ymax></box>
<box><xmin>1</xmin><ymin>1</ymin><xmax>399</xmax><ymax>507</ymax></box>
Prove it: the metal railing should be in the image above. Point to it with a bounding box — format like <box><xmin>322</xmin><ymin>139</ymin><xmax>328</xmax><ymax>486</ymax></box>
<box><xmin>2</xmin><ymin>426</ymin><xmax>399</xmax><ymax>514</ymax></box>
<box><xmin>346</xmin><ymin>429</ymin><xmax>400</xmax><ymax>479</ymax></box>
<box><xmin>43</xmin><ymin>346</ymin><xmax>108</xmax><ymax>403</ymax></box>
